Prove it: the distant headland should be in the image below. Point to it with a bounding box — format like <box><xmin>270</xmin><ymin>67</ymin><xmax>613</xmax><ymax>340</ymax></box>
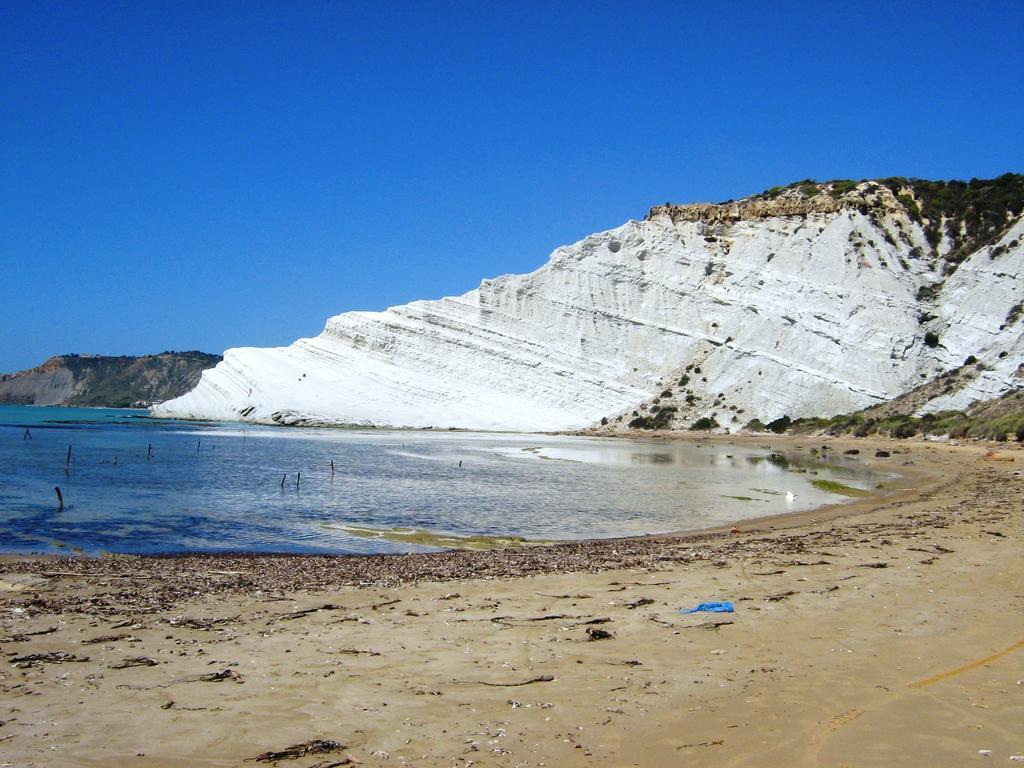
<box><xmin>0</xmin><ymin>351</ymin><xmax>221</xmax><ymax>408</ymax></box>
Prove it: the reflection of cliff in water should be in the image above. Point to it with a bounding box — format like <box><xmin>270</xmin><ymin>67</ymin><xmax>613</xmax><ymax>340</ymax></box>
<box><xmin>628</xmin><ymin>451</ymin><xmax>850</xmax><ymax>472</ymax></box>
<box><xmin>745</xmin><ymin>450</ymin><xmax>870</xmax><ymax>479</ymax></box>
<box><xmin>746</xmin><ymin>453</ymin><xmax>791</xmax><ymax>469</ymax></box>
<box><xmin>631</xmin><ymin>452</ymin><xmax>674</xmax><ymax>465</ymax></box>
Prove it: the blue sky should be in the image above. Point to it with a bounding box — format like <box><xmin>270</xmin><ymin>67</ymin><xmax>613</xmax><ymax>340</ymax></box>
<box><xmin>2</xmin><ymin>1</ymin><xmax>1022</xmax><ymax>372</ymax></box>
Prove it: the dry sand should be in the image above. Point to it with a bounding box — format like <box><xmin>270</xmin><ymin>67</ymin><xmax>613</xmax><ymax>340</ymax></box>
<box><xmin>1</xmin><ymin>436</ymin><xmax>1021</xmax><ymax>767</ymax></box>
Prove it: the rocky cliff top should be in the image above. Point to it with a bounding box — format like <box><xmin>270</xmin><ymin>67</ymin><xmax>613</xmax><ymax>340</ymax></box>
<box><xmin>648</xmin><ymin>173</ymin><xmax>1024</xmax><ymax>268</ymax></box>
<box><xmin>647</xmin><ymin>182</ymin><xmax>879</xmax><ymax>223</ymax></box>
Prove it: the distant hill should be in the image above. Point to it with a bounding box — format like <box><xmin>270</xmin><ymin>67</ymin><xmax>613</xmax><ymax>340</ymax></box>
<box><xmin>0</xmin><ymin>351</ymin><xmax>222</xmax><ymax>408</ymax></box>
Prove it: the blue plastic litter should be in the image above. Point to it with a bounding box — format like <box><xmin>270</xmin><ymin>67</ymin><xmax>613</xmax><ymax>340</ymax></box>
<box><xmin>680</xmin><ymin>601</ymin><xmax>735</xmax><ymax>614</ymax></box>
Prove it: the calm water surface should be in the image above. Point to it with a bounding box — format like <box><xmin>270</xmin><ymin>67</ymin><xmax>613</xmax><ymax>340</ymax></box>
<box><xmin>0</xmin><ymin>405</ymin><xmax>882</xmax><ymax>556</ymax></box>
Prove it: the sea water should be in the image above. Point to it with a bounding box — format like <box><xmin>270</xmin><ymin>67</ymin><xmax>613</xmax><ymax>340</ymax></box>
<box><xmin>0</xmin><ymin>405</ymin><xmax>882</xmax><ymax>556</ymax></box>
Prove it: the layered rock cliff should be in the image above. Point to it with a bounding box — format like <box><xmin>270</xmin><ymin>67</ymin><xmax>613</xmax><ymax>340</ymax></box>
<box><xmin>153</xmin><ymin>176</ymin><xmax>1024</xmax><ymax>431</ymax></box>
<box><xmin>0</xmin><ymin>352</ymin><xmax>222</xmax><ymax>408</ymax></box>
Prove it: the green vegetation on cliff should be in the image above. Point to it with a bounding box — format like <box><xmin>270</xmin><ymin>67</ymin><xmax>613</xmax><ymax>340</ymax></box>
<box><xmin>755</xmin><ymin>173</ymin><xmax>1024</xmax><ymax>266</ymax></box>
<box><xmin>879</xmin><ymin>173</ymin><xmax>1024</xmax><ymax>265</ymax></box>
<box><xmin>781</xmin><ymin>389</ymin><xmax>1024</xmax><ymax>443</ymax></box>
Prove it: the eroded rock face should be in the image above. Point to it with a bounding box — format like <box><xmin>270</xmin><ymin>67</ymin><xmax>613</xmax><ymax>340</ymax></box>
<box><xmin>648</xmin><ymin>194</ymin><xmax>849</xmax><ymax>223</ymax></box>
<box><xmin>154</xmin><ymin>185</ymin><xmax>1023</xmax><ymax>431</ymax></box>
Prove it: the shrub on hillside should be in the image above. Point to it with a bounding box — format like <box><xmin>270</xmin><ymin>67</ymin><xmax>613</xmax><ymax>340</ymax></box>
<box><xmin>890</xmin><ymin>422</ymin><xmax>918</xmax><ymax>439</ymax></box>
<box><xmin>629</xmin><ymin>406</ymin><xmax>677</xmax><ymax>430</ymax></box>
<box><xmin>690</xmin><ymin>416</ymin><xmax>719</xmax><ymax>431</ymax></box>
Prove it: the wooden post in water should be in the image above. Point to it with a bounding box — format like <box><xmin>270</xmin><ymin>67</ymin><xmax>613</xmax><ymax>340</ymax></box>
<box><xmin>54</xmin><ymin>486</ymin><xmax>64</xmax><ymax>511</ymax></box>
<box><xmin>147</xmin><ymin>444</ymin><xmax>153</xmax><ymax>461</ymax></box>
<box><xmin>65</xmin><ymin>445</ymin><xmax>73</xmax><ymax>472</ymax></box>
<box><xmin>330</xmin><ymin>459</ymin><xmax>335</xmax><ymax>477</ymax></box>
<box><xmin>197</xmin><ymin>439</ymin><xmax>201</xmax><ymax>453</ymax></box>
<box><xmin>296</xmin><ymin>472</ymin><xmax>301</xmax><ymax>489</ymax></box>
<box><xmin>280</xmin><ymin>474</ymin><xmax>287</xmax><ymax>489</ymax></box>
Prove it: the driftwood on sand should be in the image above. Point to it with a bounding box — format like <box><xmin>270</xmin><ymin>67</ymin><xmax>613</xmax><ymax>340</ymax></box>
<box><xmin>455</xmin><ymin>674</ymin><xmax>556</xmax><ymax>687</ymax></box>
<box><xmin>250</xmin><ymin>738</ymin><xmax>347</xmax><ymax>762</ymax></box>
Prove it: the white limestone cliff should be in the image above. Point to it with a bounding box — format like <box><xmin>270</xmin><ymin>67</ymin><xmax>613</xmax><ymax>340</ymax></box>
<box><xmin>153</xmin><ymin>182</ymin><xmax>1024</xmax><ymax>430</ymax></box>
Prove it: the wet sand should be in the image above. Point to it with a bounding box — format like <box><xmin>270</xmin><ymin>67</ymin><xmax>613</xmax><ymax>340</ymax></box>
<box><xmin>1</xmin><ymin>436</ymin><xmax>1021</xmax><ymax>766</ymax></box>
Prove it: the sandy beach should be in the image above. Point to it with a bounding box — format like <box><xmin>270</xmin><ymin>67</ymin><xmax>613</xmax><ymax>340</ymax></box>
<box><xmin>1</xmin><ymin>435</ymin><xmax>1021</xmax><ymax>767</ymax></box>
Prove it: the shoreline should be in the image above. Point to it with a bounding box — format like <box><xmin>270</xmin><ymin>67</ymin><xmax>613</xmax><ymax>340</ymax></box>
<box><xmin>1</xmin><ymin>432</ymin><xmax>941</xmax><ymax>564</ymax></box>
<box><xmin>0</xmin><ymin>436</ymin><xmax>1007</xmax><ymax>609</ymax></box>
<box><xmin>1</xmin><ymin>435</ymin><xmax>1021</xmax><ymax>766</ymax></box>
<box><xmin>0</xmin><ymin>436</ymin><xmax>974</xmax><ymax>606</ymax></box>
<box><xmin>613</xmin><ymin>432</ymin><xmax>951</xmax><ymax>537</ymax></box>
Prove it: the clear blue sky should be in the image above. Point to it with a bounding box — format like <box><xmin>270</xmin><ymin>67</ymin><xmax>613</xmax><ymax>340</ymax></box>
<box><xmin>2</xmin><ymin>1</ymin><xmax>1022</xmax><ymax>372</ymax></box>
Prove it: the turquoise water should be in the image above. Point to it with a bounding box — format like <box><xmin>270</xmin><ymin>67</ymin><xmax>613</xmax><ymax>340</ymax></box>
<box><xmin>0</xmin><ymin>405</ymin><xmax>880</xmax><ymax>556</ymax></box>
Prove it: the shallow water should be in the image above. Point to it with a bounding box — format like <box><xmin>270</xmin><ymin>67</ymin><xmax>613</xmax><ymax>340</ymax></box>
<box><xmin>0</xmin><ymin>405</ymin><xmax>882</xmax><ymax>556</ymax></box>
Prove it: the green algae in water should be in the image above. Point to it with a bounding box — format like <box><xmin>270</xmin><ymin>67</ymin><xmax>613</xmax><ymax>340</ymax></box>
<box><xmin>323</xmin><ymin>523</ymin><xmax>550</xmax><ymax>550</ymax></box>
<box><xmin>810</xmin><ymin>479</ymin><xmax>873</xmax><ymax>497</ymax></box>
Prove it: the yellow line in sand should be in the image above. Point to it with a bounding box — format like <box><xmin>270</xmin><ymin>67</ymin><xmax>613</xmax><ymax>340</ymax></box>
<box><xmin>824</xmin><ymin>640</ymin><xmax>1024</xmax><ymax>739</ymax></box>
<box><xmin>909</xmin><ymin>639</ymin><xmax>1024</xmax><ymax>689</ymax></box>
